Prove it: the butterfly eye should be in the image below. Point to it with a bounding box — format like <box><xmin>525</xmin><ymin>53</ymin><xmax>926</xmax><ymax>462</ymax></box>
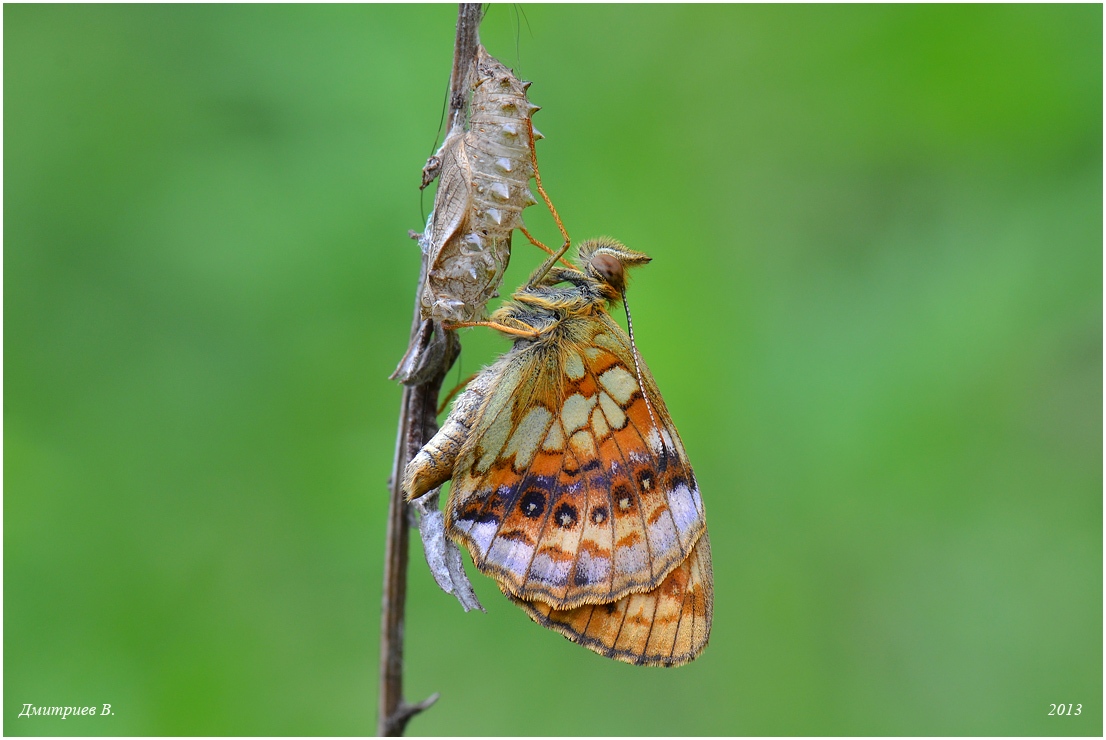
<box><xmin>590</xmin><ymin>253</ymin><xmax>625</xmax><ymax>291</ymax></box>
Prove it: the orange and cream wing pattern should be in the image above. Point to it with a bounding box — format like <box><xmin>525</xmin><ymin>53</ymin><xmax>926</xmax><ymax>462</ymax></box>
<box><xmin>445</xmin><ymin>312</ymin><xmax>707</xmax><ymax>609</ymax></box>
<box><xmin>508</xmin><ymin>530</ymin><xmax>712</xmax><ymax>666</ymax></box>
<box><xmin>403</xmin><ymin>237</ymin><xmax>713</xmax><ymax>666</ymax></box>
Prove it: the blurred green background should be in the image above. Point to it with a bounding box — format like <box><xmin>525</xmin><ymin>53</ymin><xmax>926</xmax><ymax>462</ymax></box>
<box><xmin>5</xmin><ymin>4</ymin><xmax>1101</xmax><ymax>736</ymax></box>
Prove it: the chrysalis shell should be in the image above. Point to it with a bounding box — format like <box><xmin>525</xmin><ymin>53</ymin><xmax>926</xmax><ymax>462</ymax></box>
<box><xmin>419</xmin><ymin>46</ymin><xmax>541</xmax><ymax>323</ymax></box>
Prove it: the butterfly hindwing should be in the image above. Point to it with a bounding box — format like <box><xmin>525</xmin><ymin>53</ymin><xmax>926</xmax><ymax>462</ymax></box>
<box><xmin>507</xmin><ymin>529</ymin><xmax>713</xmax><ymax>666</ymax></box>
<box><xmin>446</xmin><ymin>312</ymin><xmax>707</xmax><ymax>609</ymax></box>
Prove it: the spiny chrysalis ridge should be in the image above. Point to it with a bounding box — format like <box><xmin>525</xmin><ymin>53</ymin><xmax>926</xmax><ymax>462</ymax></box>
<box><xmin>420</xmin><ymin>46</ymin><xmax>542</xmax><ymax>323</ymax></box>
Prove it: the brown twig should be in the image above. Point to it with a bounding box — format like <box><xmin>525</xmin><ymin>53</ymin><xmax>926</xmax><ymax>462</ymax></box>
<box><xmin>377</xmin><ymin>4</ymin><xmax>482</xmax><ymax>736</ymax></box>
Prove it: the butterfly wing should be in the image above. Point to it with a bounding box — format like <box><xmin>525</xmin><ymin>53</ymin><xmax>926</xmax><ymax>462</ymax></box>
<box><xmin>506</xmin><ymin>529</ymin><xmax>712</xmax><ymax>666</ymax></box>
<box><xmin>447</xmin><ymin>311</ymin><xmax>707</xmax><ymax>609</ymax></box>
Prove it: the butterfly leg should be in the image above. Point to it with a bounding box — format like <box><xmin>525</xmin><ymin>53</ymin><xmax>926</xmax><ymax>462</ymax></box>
<box><xmin>437</xmin><ymin>372</ymin><xmax>478</xmax><ymax>416</ymax></box>
<box><xmin>519</xmin><ymin>226</ymin><xmax>575</xmax><ymax>270</ymax></box>
<box><xmin>443</xmin><ymin>320</ymin><xmax>544</xmax><ymax>339</ymax></box>
<box><xmin>526</xmin><ymin>119</ymin><xmax>572</xmax><ymax>286</ymax></box>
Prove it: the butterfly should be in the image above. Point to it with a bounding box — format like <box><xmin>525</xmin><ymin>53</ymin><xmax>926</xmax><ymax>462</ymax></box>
<box><xmin>403</xmin><ymin>237</ymin><xmax>712</xmax><ymax>666</ymax></box>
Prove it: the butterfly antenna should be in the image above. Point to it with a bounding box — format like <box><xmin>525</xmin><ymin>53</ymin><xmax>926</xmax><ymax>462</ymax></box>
<box><xmin>518</xmin><ymin>4</ymin><xmax>534</xmax><ymax>39</ymax></box>
<box><xmin>622</xmin><ymin>288</ymin><xmax>665</xmax><ymax>455</ymax></box>
<box><xmin>512</xmin><ymin>4</ymin><xmax>522</xmax><ymax>76</ymax></box>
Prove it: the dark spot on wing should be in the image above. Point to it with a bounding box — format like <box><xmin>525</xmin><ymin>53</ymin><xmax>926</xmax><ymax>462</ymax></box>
<box><xmin>612</xmin><ymin>483</ymin><xmax>635</xmax><ymax>514</ymax></box>
<box><xmin>656</xmin><ymin>444</ymin><xmax>669</xmax><ymax>473</ymax></box>
<box><xmin>519</xmin><ymin>489</ymin><xmax>546</xmax><ymax>519</ymax></box>
<box><xmin>459</xmin><ymin>503</ymin><xmax>499</xmax><ymax>525</ymax></box>
<box><xmin>553</xmin><ymin>503</ymin><xmax>578</xmax><ymax>529</ymax></box>
<box><xmin>498</xmin><ymin>529</ymin><xmax>534</xmax><ymax>544</ymax></box>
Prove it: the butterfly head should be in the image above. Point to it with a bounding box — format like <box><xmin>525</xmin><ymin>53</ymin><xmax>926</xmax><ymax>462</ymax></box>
<box><xmin>576</xmin><ymin>237</ymin><xmax>652</xmax><ymax>300</ymax></box>
<box><xmin>508</xmin><ymin>237</ymin><xmax>651</xmax><ymax>320</ymax></box>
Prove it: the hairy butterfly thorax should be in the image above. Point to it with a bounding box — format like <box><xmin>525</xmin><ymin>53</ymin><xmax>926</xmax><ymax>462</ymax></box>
<box><xmin>404</xmin><ymin>238</ymin><xmax>713</xmax><ymax>666</ymax></box>
<box><xmin>485</xmin><ymin>238</ymin><xmax>653</xmax><ymax>334</ymax></box>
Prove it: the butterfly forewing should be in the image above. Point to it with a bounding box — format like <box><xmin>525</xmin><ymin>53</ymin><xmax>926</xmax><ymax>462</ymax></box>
<box><xmin>446</xmin><ymin>313</ymin><xmax>707</xmax><ymax>609</ymax></box>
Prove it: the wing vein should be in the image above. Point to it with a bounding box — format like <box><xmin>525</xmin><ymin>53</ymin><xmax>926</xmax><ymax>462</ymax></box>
<box><xmin>460</xmin><ymin>362</ymin><xmax>542</xmax><ymax>545</ymax></box>
<box><xmin>580</xmin><ymin>357</ymin><xmax>659</xmax><ymax>586</ymax></box>
<box><xmin>519</xmin><ymin>423</ymin><xmax>579</xmax><ymax>591</ymax></box>
<box><xmin>608</xmin><ymin>592</ymin><xmax>632</xmax><ymax>659</ymax></box>
<box><xmin>640</xmin><ymin>582</ymin><xmax>663</xmax><ymax>664</ymax></box>
<box><xmin>667</xmin><ymin>573</ymin><xmax>690</xmax><ymax>661</ymax></box>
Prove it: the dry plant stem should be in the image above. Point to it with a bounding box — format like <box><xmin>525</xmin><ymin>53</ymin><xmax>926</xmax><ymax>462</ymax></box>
<box><xmin>377</xmin><ymin>4</ymin><xmax>483</xmax><ymax>736</ymax></box>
